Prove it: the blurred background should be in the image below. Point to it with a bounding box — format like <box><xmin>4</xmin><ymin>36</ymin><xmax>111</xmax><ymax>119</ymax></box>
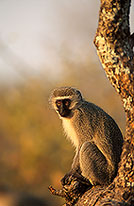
<box><xmin>0</xmin><ymin>0</ymin><xmax>133</xmax><ymax>205</ymax></box>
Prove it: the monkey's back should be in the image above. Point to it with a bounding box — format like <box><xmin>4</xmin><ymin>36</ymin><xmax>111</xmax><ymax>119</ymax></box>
<box><xmin>72</xmin><ymin>101</ymin><xmax>123</xmax><ymax>168</ymax></box>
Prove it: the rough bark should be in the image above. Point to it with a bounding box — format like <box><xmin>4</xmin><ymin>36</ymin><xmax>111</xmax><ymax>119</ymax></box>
<box><xmin>76</xmin><ymin>0</ymin><xmax>134</xmax><ymax>205</ymax></box>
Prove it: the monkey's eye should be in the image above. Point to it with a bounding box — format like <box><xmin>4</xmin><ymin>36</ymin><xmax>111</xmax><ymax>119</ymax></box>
<box><xmin>63</xmin><ymin>99</ymin><xmax>71</xmax><ymax>108</ymax></box>
<box><xmin>56</xmin><ymin>100</ymin><xmax>62</xmax><ymax>108</ymax></box>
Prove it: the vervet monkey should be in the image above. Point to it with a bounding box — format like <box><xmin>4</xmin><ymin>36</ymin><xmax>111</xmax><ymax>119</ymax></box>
<box><xmin>50</xmin><ymin>87</ymin><xmax>123</xmax><ymax>186</ymax></box>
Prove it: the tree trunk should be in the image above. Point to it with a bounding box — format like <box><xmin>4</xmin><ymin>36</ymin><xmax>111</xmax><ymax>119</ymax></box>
<box><xmin>76</xmin><ymin>0</ymin><xmax>134</xmax><ymax>205</ymax></box>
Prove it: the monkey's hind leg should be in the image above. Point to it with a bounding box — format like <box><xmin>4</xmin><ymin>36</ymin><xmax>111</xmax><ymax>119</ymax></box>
<box><xmin>79</xmin><ymin>141</ymin><xmax>110</xmax><ymax>186</ymax></box>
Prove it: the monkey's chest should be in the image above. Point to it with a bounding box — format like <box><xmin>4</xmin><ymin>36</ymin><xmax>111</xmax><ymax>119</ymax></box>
<box><xmin>62</xmin><ymin>119</ymin><xmax>78</xmax><ymax>147</ymax></box>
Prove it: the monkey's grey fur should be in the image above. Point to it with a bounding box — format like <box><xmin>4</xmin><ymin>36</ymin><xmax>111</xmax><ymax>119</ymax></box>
<box><xmin>50</xmin><ymin>87</ymin><xmax>123</xmax><ymax>186</ymax></box>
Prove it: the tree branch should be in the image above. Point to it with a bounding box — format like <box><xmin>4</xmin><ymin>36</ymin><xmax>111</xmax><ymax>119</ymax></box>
<box><xmin>94</xmin><ymin>0</ymin><xmax>134</xmax><ymax>112</ymax></box>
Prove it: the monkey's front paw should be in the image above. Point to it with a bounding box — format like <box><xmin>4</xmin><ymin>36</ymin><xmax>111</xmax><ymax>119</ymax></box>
<box><xmin>61</xmin><ymin>173</ymin><xmax>74</xmax><ymax>186</ymax></box>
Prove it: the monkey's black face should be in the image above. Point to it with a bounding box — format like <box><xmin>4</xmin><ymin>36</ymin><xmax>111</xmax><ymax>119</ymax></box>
<box><xmin>56</xmin><ymin>99</ymin><xmax>71</xmax><ymax>117</ymax></box>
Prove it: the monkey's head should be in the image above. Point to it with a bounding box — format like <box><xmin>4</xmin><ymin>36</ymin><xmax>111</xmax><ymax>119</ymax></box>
<box><xmin>50</xmin><ymin>87</ymin><xmax>83</xmax><ymax>118</ymax></box>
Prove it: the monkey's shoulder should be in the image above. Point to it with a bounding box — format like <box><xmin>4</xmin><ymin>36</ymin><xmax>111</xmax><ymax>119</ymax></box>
<box><xmin>76</xmin><ymin>101</ymin><xmax>109</xmax><ymax>119</ymax></box>
<box><xmin>76</xmin><ymin>101</ymin><xmax>122</xmax><ymax>133</ymax></box>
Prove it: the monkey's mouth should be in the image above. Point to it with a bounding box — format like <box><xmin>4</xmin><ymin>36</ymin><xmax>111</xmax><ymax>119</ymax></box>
<box><xmin>57</xmin><ymin>109</ymin><xmax>71</xmax><ymax>118</ymax></box>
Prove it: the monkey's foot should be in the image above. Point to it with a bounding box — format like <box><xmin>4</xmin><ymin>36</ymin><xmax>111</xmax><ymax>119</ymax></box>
<box><xmin>61</xmin><ymin>173</ymin><xmax>74</xmax><ymax>186</ymax></box>
<box><xmin>61</xmin><ymin>172</ymin><xmax>91</xmax><ymax>187</ymax></box>
<box><xmin>71</xmin><ymin>173</ymin><xmax>91</xmax><ymax>186</ymax></box>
